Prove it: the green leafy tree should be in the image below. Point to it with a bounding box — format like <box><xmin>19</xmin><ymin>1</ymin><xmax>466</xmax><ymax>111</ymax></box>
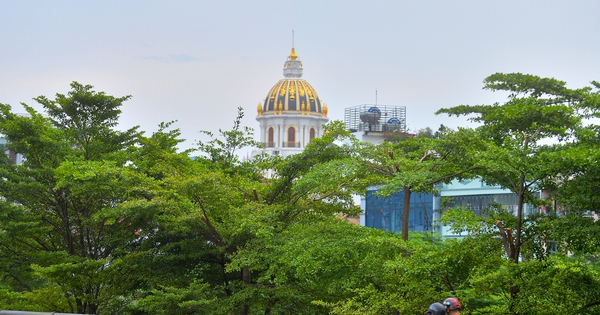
<box><xmin>551</xmin><ymin>118</ymin><xmax>600</xmax><ymax>212</ymax></box>
<box><xmin>440</xmin><ymin>205</ymin><xmax>600</xmax><ymax>314</ymax></box>
<box><xmin>356</xmin><ymin>127</ymin><xmax>479</xmax><ymax>240</ymax></box>
<box><xmin>0</xmin><ymin>82</ymin><xmax>156</xmax><ymax>314</ymax></box>
<box><xmin>119</xmin><ymin>113</ymin><xmax>365</xmax><ymax>314</ymax></box>
<box><xmin>436</xmin><ymin>73</ymin><xmax>600</xmax><ymax>313</ymax></box>
<box><xmin>436</xmin><ymin>73</ymin><xmax>600</xmax><ymax>263</ymax></box>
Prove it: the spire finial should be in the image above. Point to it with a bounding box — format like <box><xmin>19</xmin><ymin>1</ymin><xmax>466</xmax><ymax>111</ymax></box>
<box><xmin>290</xmin><ymin>30</ymin><xmax>298</xmax><ymax>60</ymax></box>
<box><xmin>290</xmin><ymin>47</ymin><xmax>298</xmax><ymax>60</ymax></box>
<box><xmin>284</xmin><ymin>31</ymin><xmax>302</xmax><ymax>77</ymax></box>
<box><xmin>289</xmin><ymin>31</ymin><xmax>298</xmax><ymax>60</ymax></box>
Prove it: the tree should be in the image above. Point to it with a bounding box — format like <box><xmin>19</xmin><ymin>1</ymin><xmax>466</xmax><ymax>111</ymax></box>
<box><xmin>439</xmin><ymin>203</ymin><xmax>600</xmax><ymax>314</ymax></box>
<box><xmin>355</xmin><ymin>127</ymin><xmax>479</xmax><ymax>240</ymax></box>
<box><xmin>117</xmin><ymin>114</ymin><xmax>366</xmax><ymax>314</ymax></box>
<box><xmin>550</xmin><ymin>121</ymin><xmax>600</xmax><ymax>212</ymax></box>
<box><xmin>436</xmin><ymin>73</ymin><xmax>600</xmax><ymax>312</ymax></box>
<box><xmin>0</xmin><ymin>82</ymin><xmax>154</xmax><ymax>314</ymax></box>
<box><xmin>436</xmin><ymin>73</ymin><xmax>600</xmax><ymax>263</ymax></box>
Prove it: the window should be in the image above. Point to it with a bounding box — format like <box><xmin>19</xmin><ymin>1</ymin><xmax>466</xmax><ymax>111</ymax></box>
<box><xmin>309</xmin><ymin>128</ymin><xmax>316</xmax><ymax>142</ymax></box>
<box><xmin>268</xmin><ymin>127</ymin><xmax>274</xmax><ymax>147</ymax></box>
<box><xmin>287</xmin><ymin>127</ymin><xmax>295</xmax><ymax>143</ymax></box>
<box><xmin>284</xmin><ymin>127</ymin><xmax>297</xmax><ymax>147</ymax></box>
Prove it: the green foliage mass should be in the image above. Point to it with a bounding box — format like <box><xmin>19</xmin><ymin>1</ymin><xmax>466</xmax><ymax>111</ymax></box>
<box><xmin>1</xmin><ymin>76</ymin><xmax>600</xmax><ymax>315</ymax></box>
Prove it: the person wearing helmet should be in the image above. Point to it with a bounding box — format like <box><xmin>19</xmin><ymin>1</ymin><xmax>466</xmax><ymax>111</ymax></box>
<box><xmin>443</xmin><ymin>297</ymin><xmax>461</xmax><ymax>315</ymax></box>
<box><xmin>424</xmin><ymin>302</ymin><xmax>446</xmax><ymax>315</ymax></box>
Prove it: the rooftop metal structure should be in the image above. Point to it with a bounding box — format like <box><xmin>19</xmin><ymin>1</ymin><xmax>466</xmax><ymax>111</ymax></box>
<box><xmin>344</xmin><ymin>104</ymin><xmax>406</xmax><ymax>133</ymax></box>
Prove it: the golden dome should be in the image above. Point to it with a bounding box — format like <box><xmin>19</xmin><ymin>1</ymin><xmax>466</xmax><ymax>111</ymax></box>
<box><xmin>259</xmin><ymin>48</ymin><xmax>326</xmax><ymax>117</ymax></box>
<box><xmin>261</xmin><ymin>79</ymin><xmax>324</xmax><ymax>116</ymax></box>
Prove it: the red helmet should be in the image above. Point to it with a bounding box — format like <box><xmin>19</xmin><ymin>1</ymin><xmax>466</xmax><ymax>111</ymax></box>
<box><xmin>443</xmin><ymin>298</ymin><xmax>461</xmax><ymax>310</ymax></box>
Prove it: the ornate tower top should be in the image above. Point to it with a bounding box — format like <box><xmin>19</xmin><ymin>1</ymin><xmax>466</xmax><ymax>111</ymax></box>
<box><xmin>283</xmin><ymin>47</ymin><xmax>303</xmax><ymax>78</ymax></box>
<box><xmin>258</xmin><ymin>46</ymin><xmax>326</xmax><ymax>117</ymax></box>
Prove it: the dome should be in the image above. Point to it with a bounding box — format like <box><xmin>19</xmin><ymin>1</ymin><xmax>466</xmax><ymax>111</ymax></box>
<box><xmin>258</xmin><ymin>47</ymin><xmax>327</xmax><ymax>117</ymax></box>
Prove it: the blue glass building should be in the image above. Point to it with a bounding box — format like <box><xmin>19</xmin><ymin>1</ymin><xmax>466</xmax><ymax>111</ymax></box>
<box><xmin>364</xmin><ymin>188</ymin><xmax>434</xmax><ymax>232</ymax></box>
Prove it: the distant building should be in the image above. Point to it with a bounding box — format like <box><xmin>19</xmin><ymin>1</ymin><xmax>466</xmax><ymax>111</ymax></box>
<box><xmin>250</xmin><ymin>47</ymin><xmax>536</xmax><ymax>236</ymax></box>
<box><xmin>364</xmin><ymin>188</ymin><xmax>434</xmax><ymax>233</ymax></box>
<box><xmin>344</xmin><ymin>104</ymin><xmax>407</xmax><ymax>133</ymax></box>
<box><xmin>0</xmin><ymin>113</ymin><xmax>28</xmax><ymax>165</ymax></box>
<box><xmin>0</xmin><ymin>137</ymin><xmax>22</xmax><ymax>165</ymax></box>
<box><xmin>343</xmin><ymin>104</ymin><xmax>435</xmax><ymax>232</ymax></box>
<box><xmin>343</xmin><ymin>104</ymin><xmax>435</xmax><ymax>231</ymax></box>
<box><xmin>435</xmin><ymin>179</ymin><xmax>539</xmax><ymax>238</ymax></box>
<box><xmin>255</xmin><ymin>47</ymin><xmax>329</xmax><ymax>158</ymax></box>
<box><xmin>343</xmin><ymin>106</ymin><xmax>538</xmax><ymax>237</ymax></box>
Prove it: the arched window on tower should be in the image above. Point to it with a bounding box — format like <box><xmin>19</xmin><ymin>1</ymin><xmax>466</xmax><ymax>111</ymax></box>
<box><xmin>287</xmin><ymin>127</ymin><xmax>296</xmax><ymax>147</ymax></box>
<box><xmin>309</xmin><ymin>128</ymin><xmax>316</xmax><ymax>142</ymax></box>
<box><xmin>268</xmin><ymin>127</ymin><xmax>274</xmax><ymax>148</ymax></box>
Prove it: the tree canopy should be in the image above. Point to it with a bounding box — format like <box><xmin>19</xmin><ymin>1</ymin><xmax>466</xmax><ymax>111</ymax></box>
<box><xmin>1</xmin><ymin>76</ymin><xmax>600</xmax><ymax>315</ymax></box>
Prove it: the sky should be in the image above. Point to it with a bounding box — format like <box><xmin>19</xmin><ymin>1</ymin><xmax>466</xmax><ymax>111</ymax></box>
<box><xmin>1</xmin><ymin>1</ymin><xmax>600</xmax><ymax>151</ymax></box>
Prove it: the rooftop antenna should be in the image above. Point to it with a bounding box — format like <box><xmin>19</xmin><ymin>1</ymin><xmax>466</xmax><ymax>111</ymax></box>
<box><xmin>375</xmin><ymin>89</ymin><xmax>378</xmax><ymax>105</ymax></box>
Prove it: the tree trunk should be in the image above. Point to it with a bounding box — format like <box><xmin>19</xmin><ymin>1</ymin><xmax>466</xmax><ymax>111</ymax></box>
<box><xmin>402</xmin><ymin>186</ymin><xmax>411</xmax><ymax>241</ymax></box>
<box><xmin>507</xmin><ymin>181</ymin><xmax>526</xmax><ymax>313</ymax></box>
<box><xmin>240</xmin><ymin>267</ymin><xmax>251</xmax><ymax>315</ymax></box>
<box><xmin>513</xmin><ymin>184</ymin><xmax>525</xmax><ymax>263</ymax></box>
<box><xmin>76</xmin><ymin>299</ymin><xmax>83</xmax><ymax>314</ymax></box>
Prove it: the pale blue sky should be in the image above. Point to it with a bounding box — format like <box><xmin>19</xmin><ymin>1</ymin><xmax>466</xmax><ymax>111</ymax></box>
<box><xmin>1</xmin><ymin>1</ymin><xmax>599</xmax><ymax>149</ymax></box>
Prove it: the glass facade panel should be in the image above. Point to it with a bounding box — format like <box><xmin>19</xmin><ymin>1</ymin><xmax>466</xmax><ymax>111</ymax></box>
<box><xmin>365</xmin><ymin>189</ymin><xmax>434</xmax><ymax>232</ymax></box>
<box><xmin>446</xmin><ymin>194</ymin><xmax>526</xmax><ymax>216</ymax></box>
